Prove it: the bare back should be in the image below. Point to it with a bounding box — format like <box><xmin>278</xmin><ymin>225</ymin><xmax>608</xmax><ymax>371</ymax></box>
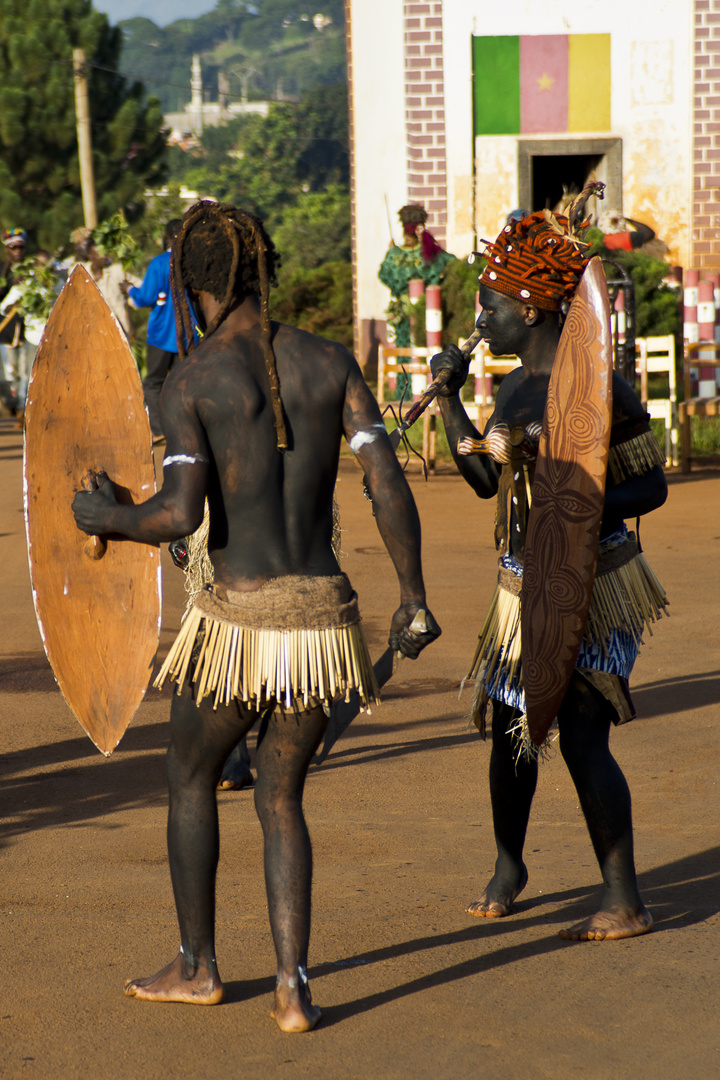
<box><xmin>160</xmin><ymin>319</ymin><xmax>372</xmax><ymax>590</ymax></box>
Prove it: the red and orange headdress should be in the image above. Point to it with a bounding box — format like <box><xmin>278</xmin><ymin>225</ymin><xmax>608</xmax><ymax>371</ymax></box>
<box><xmin>477</xmin><ymin>210</ymin><xmax>591</xmax><ymax>311</ymax></box>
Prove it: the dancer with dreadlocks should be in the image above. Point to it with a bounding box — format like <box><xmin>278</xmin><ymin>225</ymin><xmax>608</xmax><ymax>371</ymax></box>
<box><xmin>73</xmin><ymin>201</ymin><xmax>440</xmax><ymax>1031</ymax></box>
<box><xmin>430</xmin><ymin>204</ymin><xmax>667</xmax><ymax>941</ymax></box>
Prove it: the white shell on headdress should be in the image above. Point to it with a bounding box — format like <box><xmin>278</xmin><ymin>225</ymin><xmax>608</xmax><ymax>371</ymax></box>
<box><xmin>520</xmin><ymin>288</ymin><xmax>530</xmax><ymax>298</ymax></box>
<box><xmin>489</xmin><ymin>271</ymin><xmax>497</xmax><ymax>280</ymax></box>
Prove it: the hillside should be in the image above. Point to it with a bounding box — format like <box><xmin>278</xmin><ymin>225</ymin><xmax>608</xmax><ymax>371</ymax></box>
<box><xmin>117</xmin><ymin>1</ymin><xmax>346</xmax><ymax>114</ymax></box>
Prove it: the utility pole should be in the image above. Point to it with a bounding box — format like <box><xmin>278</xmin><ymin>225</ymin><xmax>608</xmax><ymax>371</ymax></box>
<box><xmin>73</xmin><ymin>48</ymin><xmax>98</xmax><ymax>229</ymax></box>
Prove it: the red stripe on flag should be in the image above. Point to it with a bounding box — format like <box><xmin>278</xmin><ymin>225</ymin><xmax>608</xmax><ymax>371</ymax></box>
<box><xmin>520</xmin><ymin>35</ymin><xmax>568</xmax><ymax>133</ymax></box>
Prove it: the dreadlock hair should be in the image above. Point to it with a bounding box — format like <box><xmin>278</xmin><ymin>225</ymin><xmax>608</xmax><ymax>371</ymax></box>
<box><xmin>163</xmin><ymin>218</ymin><xmax>182</xmax><ymax>249</ymax></box>
<box><xmin>170</xmin><ymin>201</ymin><xmax>287</xmax><ymax>451</ymax></box>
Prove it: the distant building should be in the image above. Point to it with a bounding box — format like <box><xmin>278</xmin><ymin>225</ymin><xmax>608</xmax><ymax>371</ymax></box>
<box><xmin>346</xmin><ymin>0</ymin><xmax>706</xmax><ymax>367</ymax></box>
<box><xmin>164</xmin><ymin>55</ymin><xmax>270</xmax><ymax>140</ymax></box>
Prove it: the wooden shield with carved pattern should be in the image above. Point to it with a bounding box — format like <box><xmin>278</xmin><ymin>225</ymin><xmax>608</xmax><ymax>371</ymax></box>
<box><xmin>24</xmin><ymin>266</ymin><xmax>161</xmax><ymax>755</ymax></box>
<box><xmin>521</xmin><ymin>258</ymin><xmax>613</xmax><ymax>746</ymax></box>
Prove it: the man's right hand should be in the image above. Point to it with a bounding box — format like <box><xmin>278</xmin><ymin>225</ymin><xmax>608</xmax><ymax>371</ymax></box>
<box><xmin>430</xmin><ymin>344</ymin><xmax>471</xmax><ymax>397</ymax></box>
<box><xmin>389</xmin><ymin>604</ymin><xmax>441</xmax><ymax>659</ymax></box>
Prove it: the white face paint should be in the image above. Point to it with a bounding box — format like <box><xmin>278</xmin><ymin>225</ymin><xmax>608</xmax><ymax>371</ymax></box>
<box><xmin>163</xmin><ymin>453</ymin><xmax>209</xmax><ymax>467</ymax></box>
<box><xmin>348</xmin><ymin>423</ymin><xmax>386</xmax><ymax>455</ymax></box>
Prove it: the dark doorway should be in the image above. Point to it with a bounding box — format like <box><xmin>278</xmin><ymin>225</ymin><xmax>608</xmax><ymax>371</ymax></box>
<box><xmin>531</xmin><ymin>153</ymin><xmax>603</xmax><ymax>212</ymax></box>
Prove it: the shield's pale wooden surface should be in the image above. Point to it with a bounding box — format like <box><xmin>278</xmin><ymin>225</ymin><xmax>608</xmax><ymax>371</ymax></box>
<box><xmin>24</xmin><ymin>266</ymin><xmax>161</xmax><ymax>755</ymax></box>
<box><xmin>521</xmin><ymin>258</ymin><xmax>613</xmax><ymax>746</ymax></box>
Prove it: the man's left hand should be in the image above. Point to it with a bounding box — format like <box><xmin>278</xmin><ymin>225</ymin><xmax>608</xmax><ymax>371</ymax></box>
<box><xmin>72</xmin><ymin>472</ymin><xmax>118</xmax><ymax>536</ymax></box>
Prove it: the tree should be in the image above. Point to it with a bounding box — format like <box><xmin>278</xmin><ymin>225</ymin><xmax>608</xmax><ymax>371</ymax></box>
<box><xmin>0</xmin><ymin>0</ymin><xmax>168</xmax><ymax>251</ymax></box>
<box><xmin>271</xmin><ymin>185</ymin><xmax>350</xmax><ymax>272</ymax></box>
<box><xmin>179</xmin><ymin>87</ymin><xmax>349</xmax><ymax>223</ymax></box>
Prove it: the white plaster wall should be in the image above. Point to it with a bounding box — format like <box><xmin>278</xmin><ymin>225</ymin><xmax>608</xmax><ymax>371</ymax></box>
<box><xmin>442</xmin><ymin>0</ymin><xmax>693</xmax><ymax>264</ymax></box>
<box><xmin>350</xmin><ymin>1</ymin><xmax>407</xmax><ymax>332</ymax></box>
<box><xmin>351</xmin><ymin>0</ymin><xmax>693</xmax><ymax>327</ymax></box>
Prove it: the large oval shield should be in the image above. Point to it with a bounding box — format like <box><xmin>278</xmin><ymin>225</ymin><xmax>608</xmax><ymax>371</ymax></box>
<box><xmin>521</xmin><ymin>258</ymin><xmax>613</xmax><ymax>746</ymax></box>
<box><xmin>24</xmin><ymin>265</ymin><xmax>161</xmax><ymax>755</ymax></box>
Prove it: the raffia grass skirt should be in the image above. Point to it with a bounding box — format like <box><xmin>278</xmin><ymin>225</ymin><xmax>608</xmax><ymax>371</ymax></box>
<box><xmin>469</xmin><ymin>533</ymin><xmax>668</xmax><ymax>738</ymax></box>
<box><xmin>154</xmin><ymin>574</ymin><xmax>380</xmax><ymax>713</ymax></box>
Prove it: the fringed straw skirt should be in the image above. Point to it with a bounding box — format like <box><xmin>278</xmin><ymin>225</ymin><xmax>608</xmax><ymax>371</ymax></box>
<box><xmin>468</xmin><ymin>528</ymin><xmax>668</xmax><ymax>740</ymax></box>
<box><xmin>155</xmin><ymin>574</ymin><xmax>380</xmax><ymax>714</ymax></box>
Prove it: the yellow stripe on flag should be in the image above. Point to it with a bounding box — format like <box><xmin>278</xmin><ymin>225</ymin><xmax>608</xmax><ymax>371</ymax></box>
<box><xmin>568</xmin><ymin>34</ymin><xmax>611</xmax><ymax>132</ymax></box>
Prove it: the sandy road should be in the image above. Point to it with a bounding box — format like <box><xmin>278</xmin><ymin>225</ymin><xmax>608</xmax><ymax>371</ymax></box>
<box><xmin>1</xmin><ymin>418</ymin><xmax>718</xmax><ymax>1079</ymax></box>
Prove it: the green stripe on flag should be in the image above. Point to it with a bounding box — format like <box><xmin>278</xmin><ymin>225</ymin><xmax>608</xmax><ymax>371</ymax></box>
<box><xmin>472</xmin><ymin>36</ymin><xmax>520</xmax><ymax>136</ymax></box>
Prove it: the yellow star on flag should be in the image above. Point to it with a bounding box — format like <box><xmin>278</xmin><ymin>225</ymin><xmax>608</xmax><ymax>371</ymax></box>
<box><xmin>537</xmin><ymin>72</ymin><xmax>554</xmax><ymax>92</ymax></box>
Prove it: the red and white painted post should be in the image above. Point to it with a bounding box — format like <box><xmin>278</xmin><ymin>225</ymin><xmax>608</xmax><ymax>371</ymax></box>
<box><xmin>697</xmin><ymin>277</ymin><xmax>717</xmax><ymax>397</ymax></box>
<box><xmin>684</xmin><ymin>269</ymin><xmax>700</xmax><ymax>396</ymax></box>
<box><xmin>418</xmin><ymin>282</ymin><xmax>442</xmax><ymax>396</ymax></box>
<box><xmin>684</xmin><ymin>269</ymin><xmax>699</xmax><ymax>344</ymax></box>
<box><xmin>407</xmin><ymin>278</ymin><xmax>426</xmax><ymax>396</ymax></box>
<box><xmin>614</xmin><ymin>288</ymin><xmax>626</xmax><ymax>342</ymax></box>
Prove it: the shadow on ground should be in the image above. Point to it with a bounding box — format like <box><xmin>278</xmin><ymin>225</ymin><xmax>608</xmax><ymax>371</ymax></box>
<box><xmin>221</xmin><ymin>845</ymin><xmax>719</xmax><ymax>1023</ymax></box>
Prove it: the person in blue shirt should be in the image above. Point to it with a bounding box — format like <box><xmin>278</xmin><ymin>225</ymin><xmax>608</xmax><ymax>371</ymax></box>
<box><xmin>126</xmin><ymin>219</ymin><xmax>183</xmax><ymax>441</ymax></box>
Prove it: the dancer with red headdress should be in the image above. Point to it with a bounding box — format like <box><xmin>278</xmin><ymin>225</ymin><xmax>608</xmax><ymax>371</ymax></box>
<box><xmin>431</xmin><ymin>203</ymin><xmax>667</xmax><ymax>941</ymax></box>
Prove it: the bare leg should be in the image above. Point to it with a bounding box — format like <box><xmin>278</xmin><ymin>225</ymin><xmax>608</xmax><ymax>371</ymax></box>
<box><xmin>124</xmin><ymin>686</ymin><xmax>254</xmax><ymax>1003</ymax></box>
<box><xmin>557</xmin><ymin>674</ymin><xmax>652</xmax><ymax>941</ymax></box>
<box><xmin>468</xmin><ymin>701</ymin><xmax>536</xmax><ymax>918</ymax></box>
<box><xmin>254</xmin><ymin>705</ymin><xmax>329</xmax><ymax>1033</ymax></box>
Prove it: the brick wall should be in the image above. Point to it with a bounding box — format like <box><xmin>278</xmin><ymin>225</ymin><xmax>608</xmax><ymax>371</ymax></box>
<box><xmin>694</xmin><ymin>0</ymin><xmax>720</xmax><ymax>270</ymax></box>
<box><xmin>404</xmin><ymin>1</ymin><xmax>448</xmax><ymax>243</ymax></box>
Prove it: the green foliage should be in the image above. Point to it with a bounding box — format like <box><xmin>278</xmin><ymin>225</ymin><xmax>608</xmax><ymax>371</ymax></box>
<box><xmin>128</xmin><ymin>183</ymin><xmax>190</xmax><ymax>262</ymax></box>
<box><xmin>179</xmin><ymin>87</ymin><xmax>349</xmax><ymax>224</ymax></box>
<box><xmin>118</xmin><ymin>1</ymin><xmax>346</xmax><ymax>113</ymax></box>
<box><xmin>272</xmin><ymin>186</ymin><xmax>350</xmax><ymax>272</ymax></box>
<box><xmin>92</xmin><ymin>210</ymin><xmax>142</xmax><ymax>272</ymax></box>
<box><xmin>0</xmin><ymin>0</ymin><xmax>167</xmax><ymax>251</ymax></box>
<box><xmin>688</xmin><ymin>416</ymin><xmax>720</xmax><ymax>457</ymax></box>
<box><xmin>9</xmin><ymin>256</ymin><xmax>62</xmax><ymax>322</ymax></box>
<box><xmin>590</xmin><ymin>246</ymin><xmax>681</xmax><ymax>339</ymax></box>
<box><xmin>613</xmin><ymin>251</ymin><xmax>680</xmax><ymax>339</ymax></box>
<box><xmin>441</xmin><ymin>258</ymin><xmax>485</xmax><ymax>345</ymax></box>
<box><xmin>270</xmin><ymin>261</ymin><xmax>352</xmax><ymax>347</ymax></box>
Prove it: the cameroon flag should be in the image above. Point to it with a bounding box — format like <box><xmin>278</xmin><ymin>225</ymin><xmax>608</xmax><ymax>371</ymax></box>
<box><xmin>472</xmin><ymin>35</ymin><xmax>611</xmax><ymax>135</ymax></box>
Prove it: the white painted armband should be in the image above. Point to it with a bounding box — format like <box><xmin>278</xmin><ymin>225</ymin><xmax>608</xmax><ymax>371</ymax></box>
<box><xmin>163</xmin><ymin>453</ymin><xmax>209</xmax><ymax>467</ymax></box>
<box><xmin>348</xmin><ymin>423</ymin><xmax>387</xmax><ymax>455</ymax></box>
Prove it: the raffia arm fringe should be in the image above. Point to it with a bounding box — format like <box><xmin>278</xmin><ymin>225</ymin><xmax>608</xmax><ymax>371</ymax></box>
<box><xmin>154</xmin><ymin>611</ymin><xmax>380</xmax><ymax>713</ymax></box>
<box><xmin>608</xmin><ymin>430</ymin><xmax>666</xmax><ymax>484</ymax></box>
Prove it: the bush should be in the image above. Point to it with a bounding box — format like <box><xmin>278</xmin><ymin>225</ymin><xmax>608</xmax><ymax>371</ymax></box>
<box><xmin>270</xmin><ymin>261</ymin><xmax>353</xmax><ymax>347</ymax></box>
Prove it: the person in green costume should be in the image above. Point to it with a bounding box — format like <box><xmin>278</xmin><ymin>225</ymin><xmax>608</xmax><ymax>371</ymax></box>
<box><xmin>378</xmin><ymin>203</ymin><xmax>455</xmax><ymax>349</ymax></box>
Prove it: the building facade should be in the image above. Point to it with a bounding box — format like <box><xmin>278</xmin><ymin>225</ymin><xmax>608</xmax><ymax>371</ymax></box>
<box><xmin>347</xmin><ymin>0</ymin><xmax>710</xmax><ymax>366</ymax></box>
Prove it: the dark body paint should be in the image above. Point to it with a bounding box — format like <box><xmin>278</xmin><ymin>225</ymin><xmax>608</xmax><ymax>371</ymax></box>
<box><xmin>73</xmin><ymin>294</ymin><xmax>439</xmax><ymax>1026</ymax></box>
<box><xmin>430</xmin><ymin>284</ymin><xmax>666</xmax><ymax>939</ymax></box>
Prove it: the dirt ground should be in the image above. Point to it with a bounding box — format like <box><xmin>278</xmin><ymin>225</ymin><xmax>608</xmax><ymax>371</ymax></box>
<box><xmin>1</xmin><ymin>418</ymin><xmax>718</xmax><ymax>1080</ymax></box>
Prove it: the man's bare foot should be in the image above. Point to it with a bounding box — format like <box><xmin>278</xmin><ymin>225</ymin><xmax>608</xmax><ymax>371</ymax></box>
<box><xmin>218</xmin><ymin>743</ymin><xmax>254</xmax><ymax>790</ymax></box>
<box><xmin>124</xmin><ymin>953</ymin><xmax>224</xmax><ymax>1005</ymax></box>
<box><xmin>467</xmin><ymin>864</ymin><xmax>528</xmax><ymax>918</ymax></box>
<box><xmin>559</xmin><ymin>905</ymin><xmax>653</xmax><ymax>941</ymax></box>
<box><xmin>271</xmin><ymin>968</ymin><xmax>321</xmax><ymax>1033</ymax></box>
<box><xmin>218</xmin><ymin>773</ymin><xmax>254</xmax><ymax>791</ymax></box>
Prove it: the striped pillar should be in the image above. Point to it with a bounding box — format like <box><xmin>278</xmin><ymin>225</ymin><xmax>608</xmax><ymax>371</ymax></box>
<box><xmin>698</xmin><ymin>278</ymin><xmax>717</xmax><ymax>397</ymax></box>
